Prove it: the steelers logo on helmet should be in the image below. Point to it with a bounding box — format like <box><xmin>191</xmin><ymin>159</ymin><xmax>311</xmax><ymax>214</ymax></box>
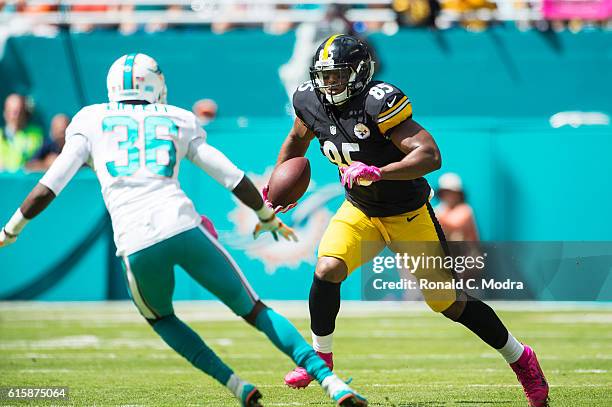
<box><xmin>310</xmin><ymin>34</ymin><xmax>375</xmax><ymax>106</ymax></box>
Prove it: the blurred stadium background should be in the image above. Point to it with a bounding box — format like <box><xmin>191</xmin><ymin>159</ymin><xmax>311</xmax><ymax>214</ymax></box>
<box><xmin>1</xmin><ymin>0</ymin><xmax>611</xmax><ymax>301</ymax></box>
<box><xmin>0</xmin><ymin>1</ymin><xmax>611</xmax><ymax>405</ymax></box>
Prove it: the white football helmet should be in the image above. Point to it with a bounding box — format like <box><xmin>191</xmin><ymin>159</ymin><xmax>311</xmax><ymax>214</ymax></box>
<box><xmin>107</xmin><ymin>53</ymin><xmax>166</xmax><ymax>104</ymax></box>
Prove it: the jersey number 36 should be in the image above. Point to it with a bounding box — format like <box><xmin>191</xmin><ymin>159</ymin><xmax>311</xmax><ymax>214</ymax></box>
<box><xmin>103</xmin><ymin>116</ymin><xmax>177</xmax><ymax>178</ymax></box>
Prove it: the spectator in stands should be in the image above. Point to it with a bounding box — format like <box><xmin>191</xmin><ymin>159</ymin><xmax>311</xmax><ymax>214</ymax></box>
<box><xmin>1</xmin><ymin>0</ymin><xmax>24</xmax><ymax>13</ymax></box>
<box><xmin>435</xmin><ymin>172</ymin><xmax>480</xmax><ymax>241</ymax></box>
<box><xmin>266</xmin><ymin>4</ymin><xmax>295</xmax><ymax>34</ymax></box>
<box><xmin>440</xmin><ymin>0</ymin><xmax>497</xmax><ymax>31</ymax></box>
<box><xmin>26</xmin><ymin>113</ymin><xmax>69</xmax><ymax>171</ymax></box>
<box><xmin>146</xmin><ymin>5</ymin><xmax>185</xmax><ymax>33</ymax></box>
<box><xmin>393</xmin><ymin>0</ymin><xmax>440</xmax><ymax>27</ymax></box>
<box><xmin>70</xmin><ymin>4</ymin><xmax>111</xmax><ymax>33</ymax></box>
<box><xmin>0</xmin><ymin>94</ymin><xmax>43</xmax><ymax>172</ymax></box>
<box><xmin>192</xmin><ymin>99</ymin><xmax>218</xmax><ymax>126</ymax></box>
<box><xmin>117</xmin><ymin>3</ymin><xmax>184</xmax><ymax>35</ymax></box>
<box><xmin>22</xmin><ymin>1</ymin><xmax>57</xmax><ymax>13</ymax></box>
<box><xmin>211</xmin><ymin>2</ymin><xmax>263</xmax><ymax>34</ymax></box>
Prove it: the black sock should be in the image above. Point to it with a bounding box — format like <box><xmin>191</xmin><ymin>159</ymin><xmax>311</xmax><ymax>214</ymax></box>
<box><xmin>455</xmin><ymin>296</ymin><xmax>509</xmax><ymax>349</ymax></box>
<box><xmin>309</xmin><ymin>274</ymin><xmax>341</xmax><ymax>336</ymax></box>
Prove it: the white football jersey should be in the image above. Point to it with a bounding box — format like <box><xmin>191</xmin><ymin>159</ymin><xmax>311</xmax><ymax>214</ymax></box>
<box><xmin>65</xmin><ymin>102</ymin><xmax>208</xmax><ymax>256</ymax></box>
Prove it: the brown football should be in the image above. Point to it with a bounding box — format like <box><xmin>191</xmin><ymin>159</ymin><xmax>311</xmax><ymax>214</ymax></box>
<box><xmin>267</xmin><ymin>157</ymin><xmax>311</xmax><ymax>207</ymax></box>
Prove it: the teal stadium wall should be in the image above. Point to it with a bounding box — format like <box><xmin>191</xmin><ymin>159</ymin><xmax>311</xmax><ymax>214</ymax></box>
<box><xmin>1</xmin><ymin>29</ymin><xmax>611</xmax><ymax>301</ymax></box>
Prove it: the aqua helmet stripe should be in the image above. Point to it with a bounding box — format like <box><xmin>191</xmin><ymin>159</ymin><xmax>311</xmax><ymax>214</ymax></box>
<box><xmin>123</xmin><ymin>53</ymin><xmax>137</xmax><ymax>90</ymax></box>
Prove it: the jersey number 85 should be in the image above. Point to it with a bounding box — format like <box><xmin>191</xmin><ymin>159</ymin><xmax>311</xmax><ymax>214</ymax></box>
<box><xmin>323</xmin><ymin>141</ymin><xmax>373</xmax><ymax>186</ymax></box>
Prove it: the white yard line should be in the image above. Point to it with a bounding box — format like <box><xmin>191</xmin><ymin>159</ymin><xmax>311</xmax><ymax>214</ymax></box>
<box><xmin>1</xmin><ymin>300</ymin><xmax>611</xmax><ymax>323</ymax></box>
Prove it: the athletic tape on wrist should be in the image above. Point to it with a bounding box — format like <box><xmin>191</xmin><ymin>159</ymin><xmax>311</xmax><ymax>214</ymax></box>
<box><xmin>255</xmin><ymin>205</ymin><xmax>275</xmax><ymax>221</ymax></box>
<box><xmin>5</xmin><ymin>209</ymin><xmax>29</xmax><ymax>235</ymax></box>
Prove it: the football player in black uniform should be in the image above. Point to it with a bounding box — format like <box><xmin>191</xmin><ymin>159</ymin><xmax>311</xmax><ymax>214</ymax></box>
<box><xmin>264</xmin><ymin>34</ymin><xmax>549</xmax><ymax>407</ymax></box>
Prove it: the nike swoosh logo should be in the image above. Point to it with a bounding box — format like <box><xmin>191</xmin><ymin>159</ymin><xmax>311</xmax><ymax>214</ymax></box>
<box><xmin>387</xmin><ymin>96</ymin><xmax>397</xmax><ymax>108</ymax></box>
<box><xmin>406</xmin><ymin>214</ymin><xmax>419</xmax><ymax>222</ymax></box>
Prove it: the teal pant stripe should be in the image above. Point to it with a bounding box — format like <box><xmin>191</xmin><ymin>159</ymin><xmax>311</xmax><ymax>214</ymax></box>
<box><xmin>123</xmin><ymin>53</ymin><xmax>136</xmax><ymax>90</ymax></box>
<box><xmin>122</xmin><ymin>256</ymin><xmax>160</xmax><ymax>320</ymax></box>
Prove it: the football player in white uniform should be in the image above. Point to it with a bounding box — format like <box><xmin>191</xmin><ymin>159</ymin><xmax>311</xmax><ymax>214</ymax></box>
<box><xmin>0</xmin><ymin>53</ymin><xmax>367</xmax><ymax>407</ymax></box>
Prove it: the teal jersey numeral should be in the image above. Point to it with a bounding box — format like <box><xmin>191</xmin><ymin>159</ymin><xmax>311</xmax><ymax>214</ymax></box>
<box><xmin>144</xmin><ymin>116</ymin><xmax>177</xmax><ymax>177</ymax></box>
<box><xmin>103</xmin><ymin>115</ymin><xmax>177</xmax><ymax>178</ymax></box>
<box><xmin>103</xmin><ymin>116</ymin><xmax>140</xmax><ymax>177</ymax></box>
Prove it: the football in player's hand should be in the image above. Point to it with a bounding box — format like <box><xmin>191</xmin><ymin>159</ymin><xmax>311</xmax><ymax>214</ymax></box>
<box><xmin>267</xmin><ymin>157</ymin><xmax>311</xmax><ymax>207</ymax></box>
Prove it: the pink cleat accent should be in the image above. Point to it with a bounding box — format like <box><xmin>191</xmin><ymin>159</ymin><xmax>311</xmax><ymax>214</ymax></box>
<box><xmin>284</xmin><ymin>352</ymin><xmax>333</xmax><ymax>389</ymax></box>
<box><xmin>510</xmin><ymin>345</ymin><xmax>549</xmax><ymax>407</ymax></box>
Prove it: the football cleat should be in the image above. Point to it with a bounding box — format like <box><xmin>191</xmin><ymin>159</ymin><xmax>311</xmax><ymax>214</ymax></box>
<box><xmin>285</xmin><ymin>351</ymin><xmax>333</xmax><ymax>389</ymax></box>
<box><xmin>510</xmin><ymin>345</ymin><xmax>549</xmax><ymax>407</ymax></box>
<box><xmin>322</xmin><ymin>374</ymin><xmax>367</xmax><ymax>406</ymax></box>
<box><xmin>239</xmin><ymin>383</ymin><xmax>263</xmax><ymax>407</ymax></box>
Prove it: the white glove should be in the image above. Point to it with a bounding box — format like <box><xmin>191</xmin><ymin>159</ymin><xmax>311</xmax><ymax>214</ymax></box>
<box><xmin>0</xmin><ymin>228</ymin><xmax>17</xmax><ymax>248</ymax></box>
<box><xmin>253</xmin><ymin>215</ymin><xmax>298</xmax><ymax>242</ymax></box>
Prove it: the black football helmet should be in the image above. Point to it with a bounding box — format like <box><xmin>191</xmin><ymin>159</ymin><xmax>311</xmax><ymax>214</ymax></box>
<box><xmin>310</xmin><ymin>34</ymin><xmax>375</xmax><ymax>106</ymax></box>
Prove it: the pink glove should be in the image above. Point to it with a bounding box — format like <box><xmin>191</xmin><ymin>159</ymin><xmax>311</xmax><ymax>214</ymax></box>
<box><xmin>200</xmin><ymin>215</ymin><xmax>218</xmax><ymax>239</ymax></box>
<box><xmin>340</xmin><ymin>162</ymin><xmax>382</xmax><ymax>189</ymax></box>
<box><xmin>262</xmin><ymin>185</ymin><xmax>297</xmax><ymax>214</ymax></box>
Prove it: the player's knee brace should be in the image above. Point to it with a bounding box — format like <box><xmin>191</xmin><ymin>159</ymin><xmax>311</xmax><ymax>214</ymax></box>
<box><xmin>242</xmin><ymin>300</ymin><xmax>268</xmax><ymax>327</ymax></box>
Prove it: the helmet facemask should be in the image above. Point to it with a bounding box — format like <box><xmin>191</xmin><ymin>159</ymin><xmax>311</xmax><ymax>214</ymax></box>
<box><xmin>310</xmin><ymin>58</ymin><xmax>374</xmax><ymax>106</ymax></box>
<box><xmin>311</xmin><ymin>62</ymin><xmax>354</xmax><ymax>105</ymax></box>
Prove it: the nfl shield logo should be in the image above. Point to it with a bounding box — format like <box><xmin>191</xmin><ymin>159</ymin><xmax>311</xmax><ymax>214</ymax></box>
<box><xmin>330</xmin><ymin>125</ymin><xmax>337</xmax><ymax>135</ymax></box>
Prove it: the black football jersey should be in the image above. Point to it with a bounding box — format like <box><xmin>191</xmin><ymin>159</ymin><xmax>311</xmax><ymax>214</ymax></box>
<box><xmin>293</xmin><ymin>80</ymin><xmax>431</xmax><ymax>217</ymax></box>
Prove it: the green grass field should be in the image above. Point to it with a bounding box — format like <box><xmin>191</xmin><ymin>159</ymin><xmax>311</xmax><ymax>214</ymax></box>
<box><xmin>0</xmin><ymin>301</ymin><xmax>610</xmax><ymax>406</ymax></box>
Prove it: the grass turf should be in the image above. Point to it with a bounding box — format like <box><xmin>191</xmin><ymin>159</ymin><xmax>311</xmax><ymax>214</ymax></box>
<box><xmin>0</xmin><ymin>301</ymin><xmax>610</xmax><ymax>406</ymax></box>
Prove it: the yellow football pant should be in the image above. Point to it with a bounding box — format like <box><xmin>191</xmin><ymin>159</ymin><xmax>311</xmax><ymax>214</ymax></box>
<box><xmin>318</xmin><ymin>200</ymin><xmax>457</xmax><ymax>312</ymax></box>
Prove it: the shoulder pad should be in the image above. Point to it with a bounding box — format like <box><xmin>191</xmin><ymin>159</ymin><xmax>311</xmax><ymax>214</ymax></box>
<box><xmin>292</xmin><ymin>81</ymin><xmax>318</xmax><ymax>127</ymax></box>
<box><xmin>364</xmin><ymin>82</ymin><xmax>413</xmax><ymax>135</ymax></box>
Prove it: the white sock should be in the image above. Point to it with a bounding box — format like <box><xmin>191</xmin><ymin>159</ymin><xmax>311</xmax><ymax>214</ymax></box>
<box><xmin>321</xmin><ymin>374</ymin><xmax>349</xmax><ymax>398</ymax></box>
<box><xmin>312</xmin><ymin>332</ymin><xmax>333</xmax><ymax>353</ymax></box>
<box><xmin>226</xmin><ymin>373</ymin><xmax>246</xmax><ymax>398</ymax></box>
<box><xmin>498</xmin><ymin>332</ymin><xmax>525</xmax><ymax>363</ymax></box>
